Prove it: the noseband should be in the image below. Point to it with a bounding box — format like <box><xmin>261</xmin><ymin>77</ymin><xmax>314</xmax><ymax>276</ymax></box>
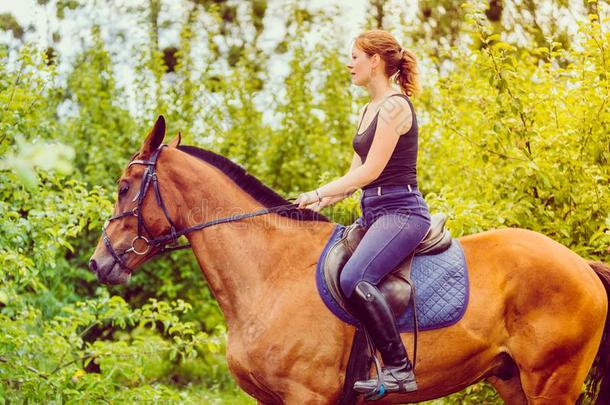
<box><xmin>102</xmin><ymin>145</ymin><xmax>299</xmax><ymax>272</ymax></box>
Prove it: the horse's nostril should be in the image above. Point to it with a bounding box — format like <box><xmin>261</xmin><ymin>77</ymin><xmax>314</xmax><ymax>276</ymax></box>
<box><xmin>89</xmin><ymin>259</ymin><xmax>98</xmax><ymax>273</ymax></box>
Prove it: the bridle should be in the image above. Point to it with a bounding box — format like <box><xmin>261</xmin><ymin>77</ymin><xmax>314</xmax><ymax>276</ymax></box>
<box><xmin>102</xmin><ymin>145</ymin><xmax>300</xmax><ymax>272</ymax></box>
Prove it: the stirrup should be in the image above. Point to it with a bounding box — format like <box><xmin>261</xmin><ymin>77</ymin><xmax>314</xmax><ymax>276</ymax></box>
<box><xmin>358</xmin><ymin>329</ymin><xmax>388</xmax><ymax>400</ymax></box>
<box><xmin>356</xmin><ymin>367</ymin><xmax>418</xmax><ymax>400</ymax></box>
<box><xmin>364</xmin><ymin>384</ymin><xmax>386</xmax><ymax>401</ymax></box>
<box><xmin>357</xmin><ymin>367</ymin><xmax>418</xmax><ymax>400</ymax></box>
<box><xmin>362</xmin><ymin>353</ymin><xmax>388</xmax><ymax>401</ymax></box>
<box><xmin>355</xmin><ymin>330</ymin><xmax>417</xmax><ymax>400</ymax></box>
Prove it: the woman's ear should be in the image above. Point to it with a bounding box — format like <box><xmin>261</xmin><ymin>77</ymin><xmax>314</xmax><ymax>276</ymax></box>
<box><xmin>371</xmin><ymin>53</ymin><xmax>380</xmax><ymax>69</ymax></box>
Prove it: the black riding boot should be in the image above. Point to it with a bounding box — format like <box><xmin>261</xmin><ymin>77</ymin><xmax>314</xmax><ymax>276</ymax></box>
<box><xmin>346</xmin><ymin>280</ymin><xmax>417</xmax><ymax>398</ymax></box>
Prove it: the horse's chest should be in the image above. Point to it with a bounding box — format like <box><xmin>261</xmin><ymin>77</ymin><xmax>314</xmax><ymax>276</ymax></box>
<box><xmin>226</xmin><ymin>333</ymin><xmax>284</xmax><ymax>402</ymax></box>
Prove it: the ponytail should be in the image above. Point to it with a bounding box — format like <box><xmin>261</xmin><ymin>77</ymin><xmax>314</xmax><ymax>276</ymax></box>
<box><xmin>395</xmin><ymin>48</ymin><xmax>420</xmax><ymax>97</ymax></box>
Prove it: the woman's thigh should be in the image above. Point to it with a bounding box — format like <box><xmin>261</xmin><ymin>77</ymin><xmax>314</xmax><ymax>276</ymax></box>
<box><xmin>339</xmin><ymin>212</ymin><xmax>430</xmax><ymax>298</ymax></box>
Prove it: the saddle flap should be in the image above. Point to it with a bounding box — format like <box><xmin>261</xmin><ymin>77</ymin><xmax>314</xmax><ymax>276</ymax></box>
<box><xmin>323</xmin><ymin>223</ymin><xmax>413</xmax><ymax>317</ymax></box>
<box><xmin>323</xmin><ymin>223</ymin><xmax>366</xmax><ymax>312</ymax></box>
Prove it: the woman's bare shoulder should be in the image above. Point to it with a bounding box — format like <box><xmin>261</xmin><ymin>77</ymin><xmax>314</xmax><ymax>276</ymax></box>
<box><xmin>378</xmin><ymin>96</ymin><xmax>413</xmax><ymax>134</ymax></box>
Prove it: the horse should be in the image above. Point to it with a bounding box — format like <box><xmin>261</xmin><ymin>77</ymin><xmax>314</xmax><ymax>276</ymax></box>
<box><xmin>89</xmin><ymin>116</ymin><xmax>610</xmax><ymax>404</ymax></box>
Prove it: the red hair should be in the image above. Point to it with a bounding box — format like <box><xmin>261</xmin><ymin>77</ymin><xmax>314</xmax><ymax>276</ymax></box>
<box><xmin>354</xmin><ymin>30</ymin><xmax>420</xmax><ymax>97</ymax></box>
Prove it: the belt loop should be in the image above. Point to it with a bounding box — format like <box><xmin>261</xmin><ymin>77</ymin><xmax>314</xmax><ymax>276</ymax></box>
<box><xmin>377</xmin><ymin>186</ymin><xmax>381</xmax><ymax>196</ymax></box>
<box><xmin>408</xmin><ymin>184</ymin><xmax>412</xmax><ymax>192</ymax></box>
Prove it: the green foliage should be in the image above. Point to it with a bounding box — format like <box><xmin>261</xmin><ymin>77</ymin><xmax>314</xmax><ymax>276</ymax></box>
<box><xmin>0</xmin><ymin>30</ymin><xmax>230</xmax><ymax>403</ymax></box>
<box><xmin>0</xmin><ymin>292</ymin><xmax>218</xmax><ymax>403</ymax></box>
<box><xmin>416</xmin><ymin>11</ymin><xmax>609</xmax><ymax>401</ymax></box>
<box><xmin>0</xmin><ymin>13</ymin><xmax>24</xmax><ymax>40</ymax></box>
<box><xmin>418</xmin><ymin>7</ymin><xmax>610</xmax><ymax>260</ymax></box>
<box><xmin>63</xmin><ymin>26</ymin><xmax>139</xmax><ymax>189</ymax></box>
<box><xmin>0</xmin><ymin>136</ymin><xmax>74</xmax><ymax>189</ymax></box>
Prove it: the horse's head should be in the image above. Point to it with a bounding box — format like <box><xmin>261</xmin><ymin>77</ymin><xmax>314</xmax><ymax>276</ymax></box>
<box><xmin>89</xmin><ymin>115</ymin><xmax>182</xmax><ymax>285</ymax></box>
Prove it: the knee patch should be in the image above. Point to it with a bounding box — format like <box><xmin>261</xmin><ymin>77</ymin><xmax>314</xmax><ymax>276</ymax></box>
<box><xmin>339</xmin><ymin>269</ymin><xmax>356</xmax><ymax>299</ymax></box>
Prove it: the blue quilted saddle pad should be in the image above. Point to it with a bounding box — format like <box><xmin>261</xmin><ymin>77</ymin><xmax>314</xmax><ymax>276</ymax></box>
<box><xmin>316</xmin><ymin>224</ymin><xmax>469</xmax><ymax>332</ymax></box>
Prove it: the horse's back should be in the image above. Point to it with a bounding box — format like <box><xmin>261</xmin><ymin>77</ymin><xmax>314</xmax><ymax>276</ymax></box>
<box><xmin>460</xmin><ymin>227</ymin><xmax>604</xmax><ymax>292</ymax></box>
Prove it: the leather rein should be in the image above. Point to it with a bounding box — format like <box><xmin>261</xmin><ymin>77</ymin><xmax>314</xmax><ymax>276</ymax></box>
<box><xmin>102</xmin><ymin>145</ymin><xmax>300</xmax><ymax>272</ymax></box>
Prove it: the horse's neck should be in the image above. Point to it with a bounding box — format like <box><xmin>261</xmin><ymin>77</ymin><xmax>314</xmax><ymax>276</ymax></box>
<box><xmin>186</xmin><ymin>219</ymin><xmax>333</xmax><ymax>328</ymax></box>
<box><xmin>170</xmin><ymin>161</ymin><xmax>335</xmax><ymax>329</ymax></box>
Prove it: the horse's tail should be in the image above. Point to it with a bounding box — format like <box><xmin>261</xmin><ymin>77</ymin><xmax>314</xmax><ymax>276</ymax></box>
<box><xmin>587</xmin><ymin>260</ymin><xmax>610</xmax><ymax>405</ymax></box>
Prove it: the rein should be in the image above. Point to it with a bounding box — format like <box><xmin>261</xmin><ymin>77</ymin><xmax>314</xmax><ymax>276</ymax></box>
<box><xmin>102</xmin><ymin>145</ymin><xmax>300</xmax><ymax>272</ymax></box>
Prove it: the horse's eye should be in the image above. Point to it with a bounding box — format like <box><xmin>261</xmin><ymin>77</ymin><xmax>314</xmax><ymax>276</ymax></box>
<box><xmin>119</xmin><ymin>184</ymin><xmax>129</xmax><ymax>196</ymax></box>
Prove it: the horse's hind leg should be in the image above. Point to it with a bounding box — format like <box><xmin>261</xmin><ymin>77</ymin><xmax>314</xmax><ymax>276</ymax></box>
<box><xmin>488</xmin><ymin>375</ymin><xmax>527</xmax><ymax>405</ymax></box>
<box><xmin>514</xmin><ymin>331</ymin><xmax>601</xmax><ymax>404</ymax></box>
<box><xmin>519</xmin><ymin>366</ymin><xmax>584</xmax><ymax>404</ymax></box>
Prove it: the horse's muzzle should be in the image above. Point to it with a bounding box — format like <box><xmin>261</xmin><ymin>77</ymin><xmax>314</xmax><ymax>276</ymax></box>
<box><xmin>88</xmin><ymin>256</ymin><xmax>131</xmax><ymax>285</ymax></box>
<box><xmin>88</xmin><ymin>259</ymin><xmax>98</xmax><ymax>273</ymax></box>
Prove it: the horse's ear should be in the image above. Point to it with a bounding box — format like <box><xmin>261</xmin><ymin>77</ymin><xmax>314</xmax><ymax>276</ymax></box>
<box><xmin>141</xmin><ymin>115</ymin><xmax>166</xmax><ymax>157</ymax></box>
<box><xmin>168</xmin><ymin>131</ymin><xmax>181</xmax><ymax>148</ymax></box>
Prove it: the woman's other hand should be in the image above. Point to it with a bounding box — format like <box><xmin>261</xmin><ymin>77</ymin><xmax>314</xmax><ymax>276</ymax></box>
<box><xmin>301</xmin><ymin>195</ymin><xmax>346</xmax><ymax>212</ymax></box>
<box><xmin>294</xmin><ymin>190</ymin><xmax>321</xmax><ymax>209</ymax></box>
<box><xmin>305</xmin><ymin>197</ymin><xmax>334</xmax><ymax>212</ymax></box>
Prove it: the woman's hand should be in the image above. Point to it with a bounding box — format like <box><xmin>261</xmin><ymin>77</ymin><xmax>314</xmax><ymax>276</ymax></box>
<box><xmin>295</xmin><ymin>192</ymin><xmax>347</xmax><ymax>212</ymax></box>
<box><xmin>294</xmin><ymin>190</ymin><xmax>321</xmax><ymax>209</ymax></box>
<box><xmin>305</xmin><ymin>195</ymin><xmax>345</xmax><ymax>212</ymax></box>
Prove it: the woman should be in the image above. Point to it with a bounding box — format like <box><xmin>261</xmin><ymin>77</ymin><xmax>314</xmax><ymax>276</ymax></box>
<box><xmin>294</xmin><ymin>30</ymin><xmax>431</xmax><ymax>396</ymax></box>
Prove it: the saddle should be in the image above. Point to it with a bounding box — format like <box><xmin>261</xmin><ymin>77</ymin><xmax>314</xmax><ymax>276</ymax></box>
<box><xmin>322</xmin><ymin>213</ymin><xmax>452</xmax><ymax>317</ymax></box>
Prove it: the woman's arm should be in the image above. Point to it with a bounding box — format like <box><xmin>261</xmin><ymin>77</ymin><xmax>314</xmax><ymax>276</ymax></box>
<box><xmin>296</xmin><ymin>100</ymin><xmax>412</xmax><ymax>209</ymax></box>
<box><xmin>349</xmin><ymin>150</ymin><xmax>364</xmax><ymax>172</ymax></box>
<box><xmin>314</xmin><ymin>97</ymin><xmax>412</xmax><ymax>199</ymax></box>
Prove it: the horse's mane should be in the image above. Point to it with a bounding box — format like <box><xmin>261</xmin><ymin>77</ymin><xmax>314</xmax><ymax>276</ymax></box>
<box><xmin>177</xmin><ymin>145</ymin><xmax>330</xmax><ymax>223</ymax></box>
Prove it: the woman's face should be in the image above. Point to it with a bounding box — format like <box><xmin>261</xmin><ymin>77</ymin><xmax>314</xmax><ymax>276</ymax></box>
<box><xmin>346</xmin><ymin>45</ymin><xmax>372</xmax><ymax>86</ymax></box>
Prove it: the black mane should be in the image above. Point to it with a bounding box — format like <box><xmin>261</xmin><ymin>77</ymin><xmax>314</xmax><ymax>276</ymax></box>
<box><xmin>177</xmin><ymin>145</ymin><xmax>329</xmax><ymax>223</ymax></box>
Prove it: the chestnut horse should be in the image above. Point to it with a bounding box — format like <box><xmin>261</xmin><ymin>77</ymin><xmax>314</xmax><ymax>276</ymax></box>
<box><xmin>90</xmin><ymin>116</ymin><xmax>610</xmax><ymax>404</ymax></box>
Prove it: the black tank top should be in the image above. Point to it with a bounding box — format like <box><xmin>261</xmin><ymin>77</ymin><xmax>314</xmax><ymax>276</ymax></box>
<box><xmin>352</xmin><ymin>93</ymin><xmax>419</xmax><ymax>188</ymax></box>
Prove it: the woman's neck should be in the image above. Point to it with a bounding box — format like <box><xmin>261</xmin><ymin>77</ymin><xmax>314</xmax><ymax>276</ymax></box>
<box><xmin>366</xmin><ymin>76</ymin><xmax>398</xmax><ymax>104</ymax></box>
